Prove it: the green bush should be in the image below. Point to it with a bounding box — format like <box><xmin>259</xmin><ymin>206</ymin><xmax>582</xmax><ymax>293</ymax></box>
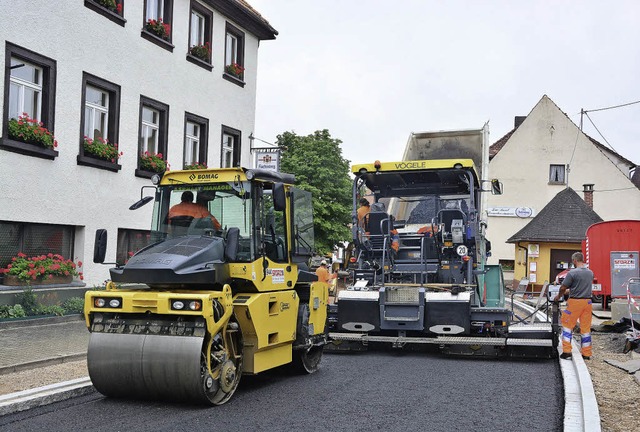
<box><xmin>62</xmin><ymin>297</ymin><xmax>85</xmax><ymax>314</ymax></box>
<box><xmin>0</xmin><ymin>304</ymin><xmax>26</xmax><ymax>319</ymax></box>
<box><xmin>17</xmin><ymin>288</ymin><xmax>38</xmax><ymax>316</ymax></box>
<box><xmin>36</xmin><ymin>304</ymin><xmax>65</xmax><ymax>316</ymax></box>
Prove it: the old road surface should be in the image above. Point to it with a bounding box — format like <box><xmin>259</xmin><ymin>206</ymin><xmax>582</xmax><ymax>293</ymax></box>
<box><xmin>0</xmin><ymin>349</ymin><xmax>562</xmax><ymax>432</ymax></box>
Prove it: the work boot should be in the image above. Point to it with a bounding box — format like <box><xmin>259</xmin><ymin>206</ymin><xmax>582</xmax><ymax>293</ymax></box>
<box><xmin>560</xmin><ymin>352</ymin><xmax>572</xmax><ymax>360</ymax></box>
<box><xmin>582</xmin><ymin>355</ymin><xmax>591</xmax><ymax>360</ymax></box>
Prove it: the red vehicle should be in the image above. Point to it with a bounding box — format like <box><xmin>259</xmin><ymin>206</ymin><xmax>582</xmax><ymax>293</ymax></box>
<box><xmin>583</xmin><ymin>220</ymin><xmax>640</xmax><ymax>309</ymax></box>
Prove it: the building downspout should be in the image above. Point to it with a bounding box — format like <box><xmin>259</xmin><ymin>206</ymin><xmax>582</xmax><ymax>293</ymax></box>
<box><xmin>517</xmin><ymin>242</ymin><xmax>528</xmax><ymax>282</ymax></box>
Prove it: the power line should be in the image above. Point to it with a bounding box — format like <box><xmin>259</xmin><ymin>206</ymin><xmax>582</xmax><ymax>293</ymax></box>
<box><xmin>583</xmin><ymin>99</ymin><xmax>640</xmax><ymax>113</ymax></box>
<box><xmin>583</xmin><ymin>111</ymin><xmax>618</xmax><ymax>154</ymax></box>
<box><xmin>594</xmin><ymin>187</ymin><xmax>637</xmax><ymax>192</ymax></box>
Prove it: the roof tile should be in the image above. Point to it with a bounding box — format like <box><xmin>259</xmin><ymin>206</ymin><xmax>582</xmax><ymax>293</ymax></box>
<box><xmin>506</xmin><ymin>188</ymin><xmax>603</xmax><ymax>243</ymax></box>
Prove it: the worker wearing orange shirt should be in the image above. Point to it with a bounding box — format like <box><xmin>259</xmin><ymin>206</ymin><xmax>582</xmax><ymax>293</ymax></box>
<box><xmin>357</xmin><ymin>198</ymin><xmax>370</xmax><ymax>228</ymax></box>
<box><xmin>168</xmin><ymin>191</ymin><xmax>221</xmax><ymax>230</ymax></box>
<box><xmin>316</xmin><ymin>260</ymin><xmax>337</xmax><ymax>284</ymax></box>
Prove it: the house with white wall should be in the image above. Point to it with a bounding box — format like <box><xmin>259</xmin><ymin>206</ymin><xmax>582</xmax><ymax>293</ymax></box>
<box><xmin>0</xmin><ymin>0</ymin><xmax>277</xmax><ymax>288</ymax></box>
<box><xmin>486</xmin><ymin>95</ymin><xmax>640</xmax><ymax>282</ymax></box>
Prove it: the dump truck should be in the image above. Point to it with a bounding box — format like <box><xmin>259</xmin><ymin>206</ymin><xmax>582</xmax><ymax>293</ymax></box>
<box><xmin>329</xmin><ymin>126</ymin><xmax>556</xmax><ymax>357</ymax></box>
<box><xmin>83</xmin><ymin>167</ymin><xmax>327</xmax><ymax>405</ymax></box>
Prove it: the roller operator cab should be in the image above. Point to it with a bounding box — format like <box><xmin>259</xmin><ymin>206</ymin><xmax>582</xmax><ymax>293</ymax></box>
<box><xmin>84</xmin><ymin>168</ymin><xmax>327</xmax><ymax>405</ymax></box>
<box><xmin>329</xmin><ymin>159</ymin><xmax>556</xmax><ymax>357</ymax></box>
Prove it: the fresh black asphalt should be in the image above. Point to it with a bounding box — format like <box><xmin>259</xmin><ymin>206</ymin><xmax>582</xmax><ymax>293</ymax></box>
<box><xmin>1</xmin><ymin>348</ymin><xmax>562</xmax><ymax>432</ymax></box>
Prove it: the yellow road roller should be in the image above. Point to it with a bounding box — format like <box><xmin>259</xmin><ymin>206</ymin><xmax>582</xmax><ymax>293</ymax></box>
<box><xmin>84</xmin><ymin>167</ymin><xmax>327</xmax><ymax>405</ymax></box>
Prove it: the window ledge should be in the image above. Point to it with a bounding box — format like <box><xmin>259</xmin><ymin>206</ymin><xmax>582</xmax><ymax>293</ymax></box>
<box><xmin>135</xmin><ymin>168</ymin><xmax>163</xmax><ymax>179</ymax></box>
<box><xmin>0</xmin><ymin>137</ymin><xmax>58</xmax><ymax>160</ymax></box>
<box><xmin>77</xmin><ymin>154</ymin><xmax>122</xmax><ymax>172</ymax></box>
<box><xmin>223</xmin><ymin>72</ymin><xmax>246</xmax><ymax>88</ymax></box>
<box><xmin>186</xmin><ymin>54</ymin><xmax>213</xmax><ymax>71</ymax></box>
<box><xmin>84</xmin><ymin>0</ymin><xmax>126</xmax><ymax>26</ymax></box>
<box><xmin>141</xmin><ymin>29</ymin><xmax>174</xmax><ymax>52</ymax></box>
<box><xmin>548</xmin><ymin>182</ymin><xmax>566</xmax><ymax>186</ymax></box>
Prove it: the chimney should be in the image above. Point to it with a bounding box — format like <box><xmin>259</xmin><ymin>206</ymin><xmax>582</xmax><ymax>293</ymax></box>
<box><xmin>514</xmin><ymin>116</ymin><xmax>526</xmax><ymax>128</ymax></box>
<box><xmin>583</xmin><ymin>184</ymin><xmax>594</xmax><ymax>209</ymax></box>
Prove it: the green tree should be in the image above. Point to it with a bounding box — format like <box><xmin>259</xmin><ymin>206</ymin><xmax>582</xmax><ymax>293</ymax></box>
<box><xmin>277</xmin><ymin>130</ymin><xmax>352</xmax><ymax>254</ymax></box>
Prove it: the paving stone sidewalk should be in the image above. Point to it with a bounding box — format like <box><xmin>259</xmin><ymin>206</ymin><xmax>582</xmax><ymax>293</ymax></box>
<box><xmin>0</xmin><ymin>316</ymin><xmax>89</xmax><ymax>372</ymax></box>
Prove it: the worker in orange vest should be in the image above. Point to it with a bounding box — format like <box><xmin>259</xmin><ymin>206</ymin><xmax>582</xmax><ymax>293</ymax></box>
<box><xmin>168</xmin><ymin>191</ymin><xmax>221</xmax><ymax>230</ymax></box>
<box><xmin>316</xmin><ymin>260</ymin><xmax>337</xmax><ymax>284</ymax></box>
<box><xmin>554</xmin><ymin>252</ymin><xmax>594</xmax><ymax>360</ymax></box>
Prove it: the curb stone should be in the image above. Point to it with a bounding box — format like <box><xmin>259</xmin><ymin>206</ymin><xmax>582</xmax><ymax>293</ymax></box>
<box><xmin>0</xmin><ymin>314</ymin><xmax>84</xmax><ymax>330</ymax></box>
<box><xmin>0</xmin><ymin>353</ymin><xmax>86</xmax><ymax>376</ymax></box>
<box><xmin>0</xmin><ymin>377</ymin><xmax>94</xmax><ymax>416</ymax></box>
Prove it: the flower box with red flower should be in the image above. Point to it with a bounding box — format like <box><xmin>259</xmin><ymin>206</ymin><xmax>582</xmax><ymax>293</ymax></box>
<box><xmin>94</xmin><ymin>0</ymin><xmax>122</xmax><ymax>15</ymax></box>
<box><xmin>146</xmin><ymin>18</ymin><xmax>171</xmax><ymax>40</ymax></box>
<box><xmin>225</xmin><ymin>63</ymin><xmax>245</xmax><ymax>79</ymax></box>
<box><xmin>184</xmin><ymin>162</ymin><xmax>208</xmax><ymax>170</ymax></box>
<box><xmin>189</xmin><ymin>42</ymin><xmax>211</xmax><ymax>62</ymax></box>
<box><xmin>83</xmin><ymin>136</ymin><xmax>122</xmax><ymax>163</ymax></box>
<box><xmin>7</xmin><ymin>113</ymin><xmax>58</xmax><ymax>149</ymax></box>
<box><xmin>1</xmin><ymin>253</ymin><xmax>83</xmax><ymax>286</ymax></box>
<box><xmin>140</xmin><ymin>151</ymin><xmax>169</xmax><ymax>173</ymax></box>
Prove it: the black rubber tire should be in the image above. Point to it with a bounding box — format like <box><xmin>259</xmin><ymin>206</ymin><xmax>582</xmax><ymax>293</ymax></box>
<box><xmin>293</xmin><ymin>345</ymin><xmax>324</xmax><ymax>374</ymax></box>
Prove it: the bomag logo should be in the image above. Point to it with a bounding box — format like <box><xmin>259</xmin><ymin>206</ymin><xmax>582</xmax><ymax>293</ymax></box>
<box><xmin>196</xmin><ymin>173</ymin><xmax>219</xmax><ymax>181</ymax></box>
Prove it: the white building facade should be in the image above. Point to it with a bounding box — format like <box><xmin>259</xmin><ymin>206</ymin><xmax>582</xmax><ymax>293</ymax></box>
<box><xmin>486</xmin><ymin>95</ymin><xmax>640</xmax><ymax>272</ymax></box>
<box><xmin>0</xmin><ymin>0</ymin><xmax>276</xmax><ymax>286</ymax></box>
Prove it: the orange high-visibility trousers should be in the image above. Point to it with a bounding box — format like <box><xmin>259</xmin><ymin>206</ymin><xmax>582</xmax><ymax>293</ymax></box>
<box><xmin>561</xmin><ymin>298</ymin><xmax>593</xmax><ymax>356</ymax></box>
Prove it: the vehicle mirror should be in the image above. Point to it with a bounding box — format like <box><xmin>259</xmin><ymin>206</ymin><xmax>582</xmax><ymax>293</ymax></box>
<box><xmin>225</xmin><ymin>227</ymin><xmax>240</xmax><ymax>261</ymax></box>
<box><xmin>129</xmin><ymin>196</ymin><xmax>154</xmax><ymax>210</ymax></box>
<box><xmin>273</xmin><ymin>183</ymin><xmax>286</xmax><ymax>211</ymax></box>
<box><xmin>491</xmin><ymin>179</ymin><xmax>503</xmax><ymax>195</ymax></box>
<box><xmin>93</xmin><ymin>229</ymin><xmax>108</xmax><ymax>263</ymax></box>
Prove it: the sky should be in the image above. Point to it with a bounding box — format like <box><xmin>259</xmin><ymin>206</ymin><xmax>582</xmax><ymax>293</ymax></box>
<box><xmin>249</xmin><ymin>0</ymin><xmax>639</xmax><ymax>167</ymax></box>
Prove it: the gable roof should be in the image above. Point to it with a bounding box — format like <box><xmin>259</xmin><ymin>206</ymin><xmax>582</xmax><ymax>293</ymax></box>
<box><xmin>489</xmin><ymin>128</ymin><xmax>516</xmax><ymax>160</ymax></box>
<box><xmin>506</xmin><ymin>188</ymin><xmax>603</xmax><ymax>243</ymax></box>
<box><xmin>206</xmin><ymin>0</ymin><xmax>278</xmax><ymax>40</ymax></box>
<box><xmin>490</xmin><ymin>95</ymin><xmax>637</xmax><ymax>168</ymax></box>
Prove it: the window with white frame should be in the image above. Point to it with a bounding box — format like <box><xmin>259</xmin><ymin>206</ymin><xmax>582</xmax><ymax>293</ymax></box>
<box><xmin>184</xmin><ymin>112</ymin><xmax>208</xmax><ymax>168</ymax></box>
<box><xmin>186</xmin><ymin>2</ymin><xmax>213</xmax><ymax>67</ymax></box>
<box><xmin>549</xmin><ymin>164</ymin><xmax>566</xmax><ymax>185</ymax></box>
<box><xmin>190</xmin><ymin>10</ymin><xmax>204</xmax><ymax>47</ymax></box>
<box><xmin>78</xmin><ymin>73</ymin><xmax>122</xmax><ymax>170</ymax></box>
<box><xmin>9</xmin><ymin>58</ymin><xmax>42</xmax><ymax>121</ymax></box>
<box><xmin>221</xmin><ymin>126</ymin><xmax>241</xmax><ymax>168</ymax></box>
<box><xmin>84</xmin><ymin>86</ymin><xmax>109</xmax><ymax>141</ymax></box>
<box><xmin>138</xmin><ymin>96</ymin><xmax>169</xmax><ymax>176</ymax></box>
<box><xmin>2</xmin><ymin>43</ymin><xmax>57</xmax><ymax>159</ymax></box>
<box><xmin>140</xmin><ymin>106</ymin><xmax>159</xmax><ymax>154</ymax></box>
<box><xmin>225</xmin><ymin>33</ymin><xmax>237</xmax><ymax>65</ymax></box>
<box><xmin>224</xmin><ymin>22</ymin><xmax>245</xmax><ymax>80</ymax></box>
<box><xmin>142</xmin><ymin>0</ymin><xmax>173</xmax><ymax>47</ymax></box>
<box><xmin>185</xmin><ymin>121</ymin><xmax>199</xmax><ymax>165</ymax></box>
<box><xmin>146</xmin><ymin>0</ymin><xmax>163</xmax><ymax>21</ymax></box>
